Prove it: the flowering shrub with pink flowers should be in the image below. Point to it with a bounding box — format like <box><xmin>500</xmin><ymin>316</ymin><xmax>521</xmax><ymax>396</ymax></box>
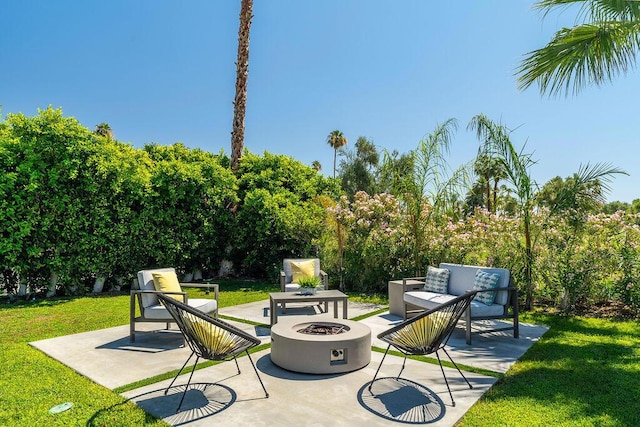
<box><xmin>321</xmin><ymin>193</ymin><xmax>640</xmax><ymax>314</ymax></box>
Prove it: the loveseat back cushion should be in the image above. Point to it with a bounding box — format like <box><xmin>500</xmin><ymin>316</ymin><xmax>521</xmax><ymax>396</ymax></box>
<box><xmin>423</xmin><ymin>266</ymin><xmax>450</xmax><ymax>293</ymax></box>
<box><xmin>137</xmin><ymin>268</ymin><xmax>176</xmax><ymax>308</ymax></box>
<box><xmin>472</xmin><ymin>270</ymin><xmax>501</xmax><ymax>305</ymax></box>
<box><xmin>439</xmin><ymin>263</ymin><xmax>511</xmax><ymax>306</ymax></box>
<box><xmin>282</xmin><ymin>258</ymin><xmax>320</xmax><ymax>284</ymax></box>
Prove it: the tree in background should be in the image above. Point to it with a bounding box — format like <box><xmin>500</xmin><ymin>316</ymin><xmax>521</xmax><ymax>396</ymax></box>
<box><xmin>517</xmin><ymin>0</ymin><xmax>640</xmax><ymax>96</ymax></box>
<box><xmin>232</xmin><ymin>151</ymin><xmax>339</xmax><ymax>277</ymax></box>
<box><xmin>469</xmin><ymin>113</ymin><xmax>626</xmax><ymax>309</ymax></box>
<box><xmin>326</xmin><ymin>130</ymin><xmax>348</xmax><ymax>178</ymax></box>
<box><xmin>602</xmin><ymin>198</ymin><xmax>640</xmax><ymax>214</ymax></box>
<box><xmin>230</xmin><ymin>0</ymin><xmax>253</xmax><ymax>172</ymax></box>
<box><xmin>338</xmin><ymin>136</ymin><xmax>379</xmax><ymax>199</ymax></box>
<box><xmin>94</xmin><ymin>122</ymin><xmax>113</xmax><ymax>140</ymax></box>
<box><xmin>381</xmin><ymin>119</ymin><xmax>466</xmax><ymax>275</ymax></box>
<box><xmin>472</xmin><ymin>154</ymin><xmax>506</xmax><ymax>213</ymax></box>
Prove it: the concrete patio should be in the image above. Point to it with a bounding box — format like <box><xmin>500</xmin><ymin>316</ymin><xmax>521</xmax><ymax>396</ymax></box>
<box><xmin>31</xmin><ymin>299</ymin><xmax>548</xmax><ymax>426</ymax></box>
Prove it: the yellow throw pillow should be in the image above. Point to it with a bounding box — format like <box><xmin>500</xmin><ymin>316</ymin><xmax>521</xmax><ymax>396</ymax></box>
<box><xmin>291</xmin><ymin>259</ymin><xmax>316</xmax><ymax>283</ymax></box>
<box><xmin>190</xmin><ymin>317</ymin><xmax>236</xmax><ymax>356</ymax></box>
<box><xmin>152</xmin><ymin>271</ymin><xmax>184</xmax><ymax>302</ymax></box>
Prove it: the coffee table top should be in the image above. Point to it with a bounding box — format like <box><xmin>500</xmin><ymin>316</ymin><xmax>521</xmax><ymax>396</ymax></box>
<box><xmin>269</xmin><ymin>289</ymin><xmax>347</xmax><ymax>302</ymax></box>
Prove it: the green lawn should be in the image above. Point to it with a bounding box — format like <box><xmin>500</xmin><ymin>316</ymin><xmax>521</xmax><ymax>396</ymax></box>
<box><xmin>1</xmin><ymin>282</ymin><xmax>639</xmax><ymax>426</ymax></box>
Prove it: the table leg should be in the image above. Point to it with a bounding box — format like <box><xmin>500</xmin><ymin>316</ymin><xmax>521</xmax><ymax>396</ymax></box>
<box><xmin>324</xmin><ymin>301</ymin><xmax>328</xmax><ymax>313</ymax></box>
<box><xmin>270</xmin><ymin>297</ymin><xmax>277</xmax><ymax>325</ymax></box>
<box><xmin>342</xmin><ymin>298</ymin><xmax>347</xmax><ymax>319</ymax></box>
<box><xmin>333</xmin><ymin>300</ymin><xmax>338</xmax><ymax>318</ymax></box>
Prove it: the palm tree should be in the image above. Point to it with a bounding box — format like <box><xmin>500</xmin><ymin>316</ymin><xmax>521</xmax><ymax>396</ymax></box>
<box><xmin>469</xmin><ymin>113</ymin><xmax>626</xmax><ymax>309</ymax></box>
<box><xmin>517</xmin><ymin>0</ymin><xmax>640</xmax><ymax>96</ymax></box>
<box><xmin>326</xmin><ymin>130</ymin><xmax>348</xmax><ymax>178</ymax></box>
<box><xmin>473</xmin><ymin>152</ymin><xmax>506</xmax><ymax>213</ymax></box>
<box><xmin>312</xmin><ymin>160</ymin><xmax>322</xmax><ymax>171</ymax></box>
<box><xmin>230</xmin><ymin>0</ymin><xmax>253</xmax><ymax>172</ymax></box>
<box><xmin>95</xmin><ymin>123</ymin><xmax>113</xmax><ymax>140</ymax></box>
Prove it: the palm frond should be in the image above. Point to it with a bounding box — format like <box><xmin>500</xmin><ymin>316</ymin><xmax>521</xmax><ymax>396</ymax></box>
<box><xmin>574</xmin><ymin>162</ymin><xmax>628</xmax><ymax>193</ymax></box>
<box><xmin>414</xmin><ymin>118</ymin><xmax>458</xmax><ymax>199</ymax></box>
<box><xmin>518</xmin><ymin>15</ymin><xmax>640</xmax><ymax>96</ymax></box>
<box><xmin>534</xmin><ymin>0</ymin><xmax>640</xmax><ymax>22</ymax></box>
<box><xmin>547</xmin><ymin>162</ymin><xmax>627</xmax><ymax>215</ymax></box>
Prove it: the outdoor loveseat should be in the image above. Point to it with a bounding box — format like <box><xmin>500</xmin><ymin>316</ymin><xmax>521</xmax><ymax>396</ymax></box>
<box><xmin>402</xmin><ymin>262</ymin><xmax>519</xmax><ymax>344</ymax></box>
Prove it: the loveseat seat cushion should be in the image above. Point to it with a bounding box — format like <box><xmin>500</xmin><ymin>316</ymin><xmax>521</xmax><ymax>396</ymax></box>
<box><xmin>404</xmin><ymin>291</ymin><xmax>505</xmax><ymax>318</ymax></box>
<box><xmin>144</xmin><ymin>298</ymin><xmax>218</xmax><ymax>320</ymax></box>
<box><xmin>404</xmin><ymin>291</ymin><xmax>457</xmax><ymax>310</ymax></box>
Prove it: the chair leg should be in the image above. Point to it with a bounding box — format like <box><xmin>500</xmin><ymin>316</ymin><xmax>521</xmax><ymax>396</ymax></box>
<box><xmin>397</xmin><ymin>356</ymin><xmax>407</xmax><ymax>380</ymax></box>
<box><xmin>129</xmin><ymin>294</ymin><xmax>136</xmax><ymax>342</ymax></box>
<box><xmin>368</xmin><ymin>345</ymin><xmax>391</xmax><ymax>393</ymax></box>
<box><xmin>441</xmin><ymin>347</ymin><xmax>473</xmax><ymax>390</ymax></box>
<box><xmin>165</xmin><ymin>352</ymin><xmax>195</xmax><ymax>395</ymax></box>
<box><xmin>435</xmin><ymin>351</ymin><xmax>456</xmax><ymax>407</ymax></box>
<box><xmin>465</xmin><ymin>309</ymin><xmax>472</xmax><ymax>345</ymax></box>
<box><xmin>436</xmin><ymin>348</ymin><xmax>473</xmax><ymax>407</ymax></box>
<box><xmin>175</xmin><ymin>355</ymin><xmax>200</xmax><ymax>413</ymax></box>
<box><xmin>164</xmin><ymin>352</ymin><xmax>198</xmax><ymax>412</ymax></box>
<box><xmin>233</xmin><ymin>356</ymin><xmax>241</xmax><ymax>374</ymax></box>
<box><xmin>245</xmin><ymin>350</ymin><xmax>269</xmax><ymax>398</ymax></box>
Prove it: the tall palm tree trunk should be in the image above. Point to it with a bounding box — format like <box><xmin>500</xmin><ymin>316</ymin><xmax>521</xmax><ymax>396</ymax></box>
<box><xmin>230</xmin><ymin>0</ymin><xmax>253</xmax><ymax>172</ymax></box>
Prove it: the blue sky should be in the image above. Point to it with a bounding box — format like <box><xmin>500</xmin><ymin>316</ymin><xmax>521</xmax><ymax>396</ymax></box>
<box><xmin>1</xmin><ymin>0</ymin><xmax>638</xmax><ymax>202</ymax></box>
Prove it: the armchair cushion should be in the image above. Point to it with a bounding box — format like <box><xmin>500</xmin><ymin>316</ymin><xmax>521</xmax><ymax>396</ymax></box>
<box><xmin>291</xmin><ymin>259</ymin><xmax>316</xmax><ymax>283</ymax></box>
<box><xmin>142</xmin><ymin>298</ymin><xmax>218</xmax><ymax>320</ymax></box>
<box><xmin>472</xmin><ymin>270</ymin><xmax>501</xmax><ymax>306</ymax></box>
<box><xmin>152</xmin><ymin>271</ymin><xmax>184</xmax><ymax>302</ymax></box>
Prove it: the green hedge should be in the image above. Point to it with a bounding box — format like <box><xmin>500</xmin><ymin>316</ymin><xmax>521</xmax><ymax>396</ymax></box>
<box><xmin>0</xmin><ymin>108</ymin><xmax>336</xmax><ymax>295</ymax></box>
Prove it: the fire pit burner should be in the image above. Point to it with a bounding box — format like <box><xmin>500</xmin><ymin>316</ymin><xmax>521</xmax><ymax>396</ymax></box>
<box><xmin>297</xmin><ymin>323</ymin><xmax>349</xmax><ymax>335</ymax></box>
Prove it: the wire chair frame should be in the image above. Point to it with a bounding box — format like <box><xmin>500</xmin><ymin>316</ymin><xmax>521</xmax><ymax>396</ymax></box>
<box><xmin>369</xmin><ymin>291</ymin><xmax>477</xmax><ymax>406</ymax></box>
<box><xmin>157</xmin><ymin>293</ymin><xmax>269</xmax><ymax>412</ymax></box>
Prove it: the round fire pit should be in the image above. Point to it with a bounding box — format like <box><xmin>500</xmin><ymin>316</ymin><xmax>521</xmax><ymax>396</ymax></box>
<box><xmin>270</xmin><ymin>318</ymin><xmax>371</xmax><ymax>374</ymax></box>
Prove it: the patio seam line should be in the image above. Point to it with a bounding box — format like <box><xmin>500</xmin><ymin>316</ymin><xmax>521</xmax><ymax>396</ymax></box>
<box><xmin>371</xmin><ymin>346</ymin><xmax>504</xmax><ymax>379</ymax></box>
<box><xmin>113</xmin><ymin>343</ymin><xmax>271</xmax><ymax>394</ymax></box>
<box><xmin>113</xmin><ymin>342</ymin><xmax>502</xmax><ymax>395</ymax></box>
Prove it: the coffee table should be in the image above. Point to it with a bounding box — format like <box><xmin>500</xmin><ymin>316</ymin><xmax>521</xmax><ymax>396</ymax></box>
<box><xmin>269</xmin><ymin>289</ymin><xmax>349</xmax><ymax>325</ymax></box>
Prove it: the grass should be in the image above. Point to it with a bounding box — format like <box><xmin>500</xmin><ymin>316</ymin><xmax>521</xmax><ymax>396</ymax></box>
<box><xmin>2</xmin><ymin>281</ymin><xmax>640</xmax><ymax>426</ymax></box>
<box><xmin>460</xmin><ymin>312</ymin><xmax>640</xmax><ymax>426</ymax></box>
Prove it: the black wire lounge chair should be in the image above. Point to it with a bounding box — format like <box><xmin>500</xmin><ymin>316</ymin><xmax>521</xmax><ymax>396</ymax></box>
<box><xmin>157</xmin><ymin>293</ymin><xmax>269</xmax><ymax>412</ymax></box>
<box><xmin>368</xmin><ymin>291</ymin><xmax>476</xmax><ymax>406</ymax></box>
